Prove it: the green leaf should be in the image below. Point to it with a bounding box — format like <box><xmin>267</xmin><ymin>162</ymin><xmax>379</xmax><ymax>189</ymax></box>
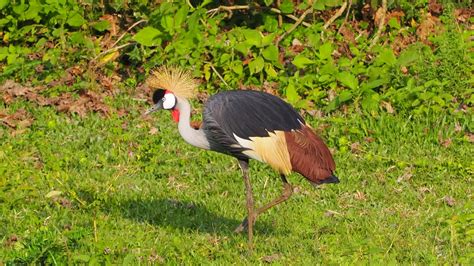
<box><xmin>263</xmin><ymin>14</ymin><xmax>278</xmax><ymax>32</ymax></box>
<box><xmin>350</xmin><ymin>46</ymin><xmax>360</xmax><ymax>56</ymax></box>
<box><xmin>367</xmin><ymin>66</ymin><xmax>385</xmax><ymax>80</ymax></box>
<box><xmin>234</xmin><ymin>42</ymin><xmax>251</xmax><ymax>55</ymax></box>
<box><xmin>388</xmin><ymin>17</ymin><xmax>400</xmax><ymax>29</ymax></box>
<box><xmin>338</xmin><ymin>57</ymin><xmax>351</xmax><ymax>67</ymax></box>
<box><xmin>325</xmin><ymin>100</ymin><xmax>338</xmax><ymax>112</ymax></box>
<box><xmin>91</xmin><ymin>20</ymin><xmax>110</xmax><ymax>32</ymax></box>
<box><xmin>12</xmin><ymin>3</ymin><xmax>26</xmax><ymax>15</ymax></box>
<box><xmin>219</xmin><ymin>53</ymin><xmax>231</xmax><ymax>64</ymax></box>
<box><xmin>98</xmin><ymin>50</ymin><xmax>119</xmax><ymax>66</ymax></box>
<box><xmin>174</xmin><ymin>6</ymin><xmax>188</xmax><ymax>29</ymax></box>
<box><xmin>232</xmin><ymin>63</ymin><xmax>243</xmax><ymax>75</ymax></box>
<box><xmin>320</xmin><ymin>62</ymin><xmax>338</xmax><ymax>75</ymax></box>
<box><xmin>318</xmin><ymin>43</ymin><xmax>333</xmax><ymax>60</ymax></box>
<box><xmin>285</xmin><ymin>82</ymin><xmax>300</xmax><ymax>104</ymax></box>
<box><xmin>397</xmin><ymin>47</ymin><xmax>419</xmax><ymax>66</ymax></box>
<box><xmin>69</xmin><ymin>32</ymin><xmax>85</xmax><ymax>45</ymax></box>
<box><xmin>262</xmin><ymin>45</ymin><xmax>279</xmax><ymax>62</ymax></box>
<box><xmin>377</xmin><ymin>48</ymin><xmax>396</xmax><ymax>66</ymax></box>
<box><xmin>0</xmin><ymin>0</ymin><xmax>9</xmax><ymax>10</ymax></box>
<box><xmin>325</xmin><ymin>0</ymin><xmax>344</xmax><ymax>7</ymax></box>
<box><xmin>432</xmin><ymin>96</ymin><xmax>445</xmax><ymax>106</ymax></box>
<box><xmin>0</xmin><ymin>17</ymin><xmax>10</xmax><ymax>27</ymax></box>
<box><xmin>466</xmin><ymin>94</ymin><xmax>474</xmax><ymax>105</ymax></box>
<box><xmin>265</xmin><ymin>64</ymin><xmax>278</xmax><ymax>78</ymax></box>
<box><xmin>262</xmin><ymin>32</ymin><xmax>277</xmax><ymax>46</ymax></box>
<box><xmin>7</xmin><ymin>53</ymin><xmax>18</xmax><ymax>65</ymax></box>
<box><xmin>133</xmin><ymin>26</ymin><xmax>161</xmax><ymax>46</ymax></box>
<box><xmin>242</xmin><ymin>29</ymin><xmax>262</xmax><ymax>47</ymax></box>
<box><xmin>313</xmin><ymin>1</ymin><xmax>326</xmax><ymax>10</ymax></box>
<box><xmin>264</xmin><ymin>0</ymin><xmax>274</xmax><ymax>6</ymax></box>
<box><xmin>203</xmin><ymin>64</ymin><xmax>211</xmax><ymax>81</ymax></box>
<box><xmin>361</xmin><ymin>93</ymin><xmax>381</xmax><ymax>112</ymax></box>
<box><xmin>292</xmin><ymin>54</ymin><xmax>314</xmax><ymax>69</ymax></box>
<box><xmin>363</xmin><ymin>79</ymin><xmax>388</xmax><ymax>90</ymax></box>
<box><xmin>0</xmin><ymin>47</ymin><xmax>10</xmax><ymax>61</ymax></box>
<box><xmin>45</xmin><ymin>190</ymin><xmax>62</xmax><ymax>198</ymax></box>
<box><xmin>24</xmin><ymin>1</ymin><xmax>41</xmax><ymax>21</ymax></box>
<box><xmin>307</xmin><ymin>33</ymin><xmax>320</xmax><ymax>47</ymax></box>
<box><xmin>339</xmin><ymin>90</ymin><xmax>352</xmax><ymax>102</ymax></box>
<box><xmin>280</xmin><ymin>0</ymin><xmax>294</xmax><ymax>14</ymax></box>
<box><xmin>336</xmin><ymin>72</ymin><xmax>359</xmax><ymax>90</ymax></box>
<box><xmin>161</xmin><ymin>15</ymin><xmax>174</xmax><ymax>33</ymax></box>
<box><xmin>249</xmin><ymin>56</ymin><xmax>264</xmax><ymax>74</ymax></box>
<box><xmin>67</xmin><ymin>12</ymin><xmax>86</xmax><ymax>27</ymax></box>
<box><xmin>200</xmin><ymin>0</ymin><xmax>213</xmax><ymax>7</ymax></box>
<box><xmin>207</xmin><ymin>17</ymin><xmax>218</xmax><ymax>35</ymax></box>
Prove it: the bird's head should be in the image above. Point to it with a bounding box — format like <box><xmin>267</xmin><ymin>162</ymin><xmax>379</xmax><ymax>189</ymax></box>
<box><xmin>145</xmin><ymin>89</ymin><xmax>180</xmax><ymax>122</ymax></box>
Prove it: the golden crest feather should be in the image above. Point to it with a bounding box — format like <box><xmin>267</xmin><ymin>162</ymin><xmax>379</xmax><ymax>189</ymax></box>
<box><xmin>146</xmin><ymin>66</ymin><xmax>197</xmax><ymax>99</ymax></box>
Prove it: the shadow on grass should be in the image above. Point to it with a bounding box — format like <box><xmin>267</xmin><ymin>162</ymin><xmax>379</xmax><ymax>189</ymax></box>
<box><xmin>78</xmin><ymin>190</ymin><xmax>274</xmax><ymax>236</ymax></box>
<box><xmin>118</xmin><ymin>198</ymin><xmax>242</xmax><ymax>234</ymax></box>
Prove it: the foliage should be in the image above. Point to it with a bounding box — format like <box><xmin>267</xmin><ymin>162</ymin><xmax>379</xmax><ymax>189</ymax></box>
<box><xmin>0</xmin><ymin>0</ymin><xmax>472</xmax><ymax>115</ymax></box>
<box><xmin>0</xmin><ymin>0</ymin><xmax>97</xmax><ymax>83</ymax></box>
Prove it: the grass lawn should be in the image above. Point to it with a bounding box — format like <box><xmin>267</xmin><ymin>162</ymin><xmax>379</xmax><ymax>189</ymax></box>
<box><xmin>1</xmin><ymin>97</ymin><xmax>472</xmax><ymax>264</ymax></box>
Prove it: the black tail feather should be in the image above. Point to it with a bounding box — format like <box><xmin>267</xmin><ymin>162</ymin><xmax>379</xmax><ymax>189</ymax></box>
<box><xmin>322</xmin><ymin>174</ymin><xmax>340</xmax><ymax>184</ymax></box>
<box><xmin>310</xmin><ymin>174</ymin><xmax>340</xmax><ymax>187</ymax></box>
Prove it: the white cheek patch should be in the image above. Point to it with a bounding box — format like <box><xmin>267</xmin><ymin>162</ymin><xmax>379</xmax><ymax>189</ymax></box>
<box><xmin>163</xmin><ymin>93</ymin><xmax>176</xmax><ymax>109</ymax></box>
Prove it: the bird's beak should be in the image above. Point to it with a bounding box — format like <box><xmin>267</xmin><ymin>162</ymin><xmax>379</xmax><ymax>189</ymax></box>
<box><xmin>144</xmin><ymin>103</ymin><xmax>161</xmax><ymax>115</ymax></box>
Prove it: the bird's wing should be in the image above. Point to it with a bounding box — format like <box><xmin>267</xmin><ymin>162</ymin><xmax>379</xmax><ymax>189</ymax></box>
<box><xmin>202</xmin><ymin>90</ymin><xmax>336</xmax><ymax>181</ymax></box>
<box><xmin>203</xmin><ymin>90</ymin><xmax>305</xmax><ymax>140</ymax></box>
<box><xmin>202</xmin><ymin>90</ymin><xmax>305</xmax><ymax>171</ymax></box>
<box><xmin>285</xmin><ymin>126</ymin><xmax>336</xmax><ymax>183</ymax></box>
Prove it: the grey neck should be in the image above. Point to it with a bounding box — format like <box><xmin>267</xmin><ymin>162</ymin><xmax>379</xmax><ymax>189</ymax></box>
<box><xmin>175</xmin><ymin>97</ymin><xmax>210</xmax><ymax>150</ymax></box>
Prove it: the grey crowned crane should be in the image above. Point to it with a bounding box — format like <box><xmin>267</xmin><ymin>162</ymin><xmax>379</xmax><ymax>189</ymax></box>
<box><xmin>145</xmin><ymin>67</ymin><xmax>339</xmax><ymax>246</ymax></box>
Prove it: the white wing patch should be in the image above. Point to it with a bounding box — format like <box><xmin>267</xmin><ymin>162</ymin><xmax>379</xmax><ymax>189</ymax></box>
<box><xmin>233</xmin><ymin>131</ymin><xmax>292</xmax><ymax>175</ymax></box>
<box><xmin>233</xmin><ymin>134</ymin><xmax>262</xmax><ymax>161</ymax></box>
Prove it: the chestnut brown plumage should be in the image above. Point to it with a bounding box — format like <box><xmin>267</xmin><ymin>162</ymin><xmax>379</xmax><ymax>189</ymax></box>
<box><xmin>285</xmin><ymin>126</ymin><xmax>337</xmax><ymax>185</ymax></box>
<box><xmin>145</xmin><ymin>67</ymin><xmax>339</xmax><ymax>248</ymax></box>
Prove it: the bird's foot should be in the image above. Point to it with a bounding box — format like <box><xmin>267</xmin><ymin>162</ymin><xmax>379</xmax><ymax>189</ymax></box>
<box><xmin>233</xmin><ymin>217</ymin><xmax>248</xmax><ymax>233</ymax></box>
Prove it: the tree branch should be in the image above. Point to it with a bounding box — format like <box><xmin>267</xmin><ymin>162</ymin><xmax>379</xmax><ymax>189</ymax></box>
<box><xmin>208</xmin><ymin>64</ymin><xmax>231</xmax><ymax>89</ymax></box>
<box><xmin>337</xmin><ymin>0</ymin><xmax>352</xmax><ymax>35</ymax></box>
<box><xmin>276</xmin><ymin>8</ymin><xmax>313</xmax><ymax>45</ymax></box>
<box><xmin>369</xmin><ymin>0</ymin><xmax>388</xmax><ymax>49</ymax></box>
<box><xmin>323</xmin><ymin>1</ymin><xmax>348</xmax><ymax>30</ymax></box>
<box><xmin>207</xmin><ymin>5</ymin><xmax>250</xmax><ymax>18</ymax></box>
<box><xmin>112</xmin><ymin>19</ymin><xmax>147</xmax><ymax>48</ymax></box>
<box><xmin>92</xmin><ymin>42</ymin><xmax>135</xmax><ymax>62</ymax></box>
<box><xmin>320</xmin><ymin>1</ymin><xmax>348</xmax><ymax>40</ymax></box>
<box><xmin>271</xmin><ymin>8</ymin><xmax>312</xmax><ymax>27</ymax></box>
<box><xmin>207</xmin><ymin>5</ymin><xmax>311</xmax><ymax>27</ymax></box>
<box><xmin>276</xmin><ymin>0</ymin><xmax>283</xmax><ymax>27</ymax></box>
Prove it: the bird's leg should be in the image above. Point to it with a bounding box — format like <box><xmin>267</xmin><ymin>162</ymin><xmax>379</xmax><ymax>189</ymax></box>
<box><xmin>256</xmin><ymin>175</ymin><xmax>293</xmax><ymax>214</ymax></box>
<box><xmin>237</xmin><ymin>159</ymin><xmax>255</xmax><ymax>248</ymax></box>
<box><xmin>235</xmin><ymin>175</ymin><xmax>293</xmax><ymax>233</ymax></box>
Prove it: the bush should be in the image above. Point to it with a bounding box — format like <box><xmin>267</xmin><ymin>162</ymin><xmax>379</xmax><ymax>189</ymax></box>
<box><xmin>0</xmin><ymin>0</ymin><xmax>471</xmax><ymax>115</ymax></box>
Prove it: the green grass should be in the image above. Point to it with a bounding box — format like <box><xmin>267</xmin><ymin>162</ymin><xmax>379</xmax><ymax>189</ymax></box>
<box><xmin>1</xmin><ymin>98</ymin><xmax>473</xmax><ymax>264</ymax></box>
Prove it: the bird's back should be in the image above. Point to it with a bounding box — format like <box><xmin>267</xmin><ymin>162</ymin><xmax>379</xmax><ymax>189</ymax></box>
<box><xmin>202</xmin><ymin>90</ymin><xmax>336</xmax><ymax>184</ymax></box>
<box><xmin>204</xmin><ymin>90</ymin><xmax>304</xmax><ymax>137</ymax></box>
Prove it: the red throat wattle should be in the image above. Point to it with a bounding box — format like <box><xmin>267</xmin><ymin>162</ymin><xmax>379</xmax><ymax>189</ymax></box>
<box><xmin>171</xmin><ymin>109</ymin><xmax>180</xmax><ymax>122</ymax></box>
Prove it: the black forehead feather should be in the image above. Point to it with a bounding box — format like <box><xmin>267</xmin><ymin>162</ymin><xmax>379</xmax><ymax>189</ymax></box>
<box><xmin>152</xmin><ymin>89</ymin><xmax>166</xmax><ymax>104</ymax></box>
